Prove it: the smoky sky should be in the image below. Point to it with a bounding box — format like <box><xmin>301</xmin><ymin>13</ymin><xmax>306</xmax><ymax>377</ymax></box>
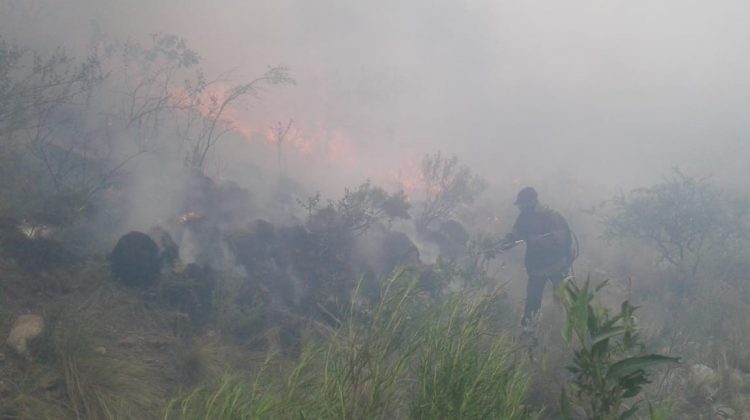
<box><xmin>5</xmin><ymin>0</ymin><xmax>750</xmax><ymax>191</ymax></box>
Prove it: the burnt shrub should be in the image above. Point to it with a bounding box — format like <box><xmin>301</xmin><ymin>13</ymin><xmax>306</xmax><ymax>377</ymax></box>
<box><xmin>376</xmin><ymin>231</ymin><xmax>420</xmax><ymax>278</ymax></box>
<box><xmin>1</xmin><ymin>233</ymin><xmax>77</xmax><ymax>273</ymax></box>
<box><xmin>109</xmin><ymin>231</ymin><xmax>162</xmax><ymax>288</ymax></box>
<box><xmin>158</xmin><ymin>264</ymin><xmax>216</xmax><ymax>326</ymax></box>
<box><xmin>0</xmin><ymin>219</ymin><xmax>78</xmax><ymax>273</ymax></box>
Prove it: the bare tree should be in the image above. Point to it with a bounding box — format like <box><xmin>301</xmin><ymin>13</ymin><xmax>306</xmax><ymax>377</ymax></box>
<box><xmin>0</xmin><ymin>36</ymin><xmax>107</xmax><ymax>223</ymax></box>
<box><xmin>180</xmin><ymin>66</ymin><xmax>294</xmax><ymax>170</ymax></box>
<box><xmin>270</xmin><ymin>119</ymin><xmax>294</xmax><ymax>176</ymax></box>
<box><xmin>0</xmin><ymin>30</ymin><xmax>295</xmax><ymax>226</ymax></box>
<box><xmin>100</xmin><ymin>32</ymin><xmax>201</xmax><ymax>151</ymax></box>
<box><xmin>416</xmin><ymin>152</ymin><xmax>486</xmax><ymax>232</ymax></box>
<box><xmin>0</xmin><ymin>39</ymin><xmax>102</xmax><ymax>145</ymax></box>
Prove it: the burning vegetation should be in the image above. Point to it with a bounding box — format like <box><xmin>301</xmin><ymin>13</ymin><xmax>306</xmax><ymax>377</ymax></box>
<box><xmin>1</xmin><ymin>14</ymin><xmax>749</xmax><ymax>420</ymax></box>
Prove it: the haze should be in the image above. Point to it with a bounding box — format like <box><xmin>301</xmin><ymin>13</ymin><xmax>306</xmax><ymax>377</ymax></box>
<box><xmin>4</xmin><ymin>0</ymin><xmax>748</xmax><ymax>197</ymax></box>
<box><xmin>4</xmin><ymin>2</ymin><xmax>750</xmax><ymax>417</ymax></box>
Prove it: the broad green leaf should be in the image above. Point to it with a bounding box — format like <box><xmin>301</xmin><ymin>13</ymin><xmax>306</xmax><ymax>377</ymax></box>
<box><xmin>563</xmin><ymin>312</ymin><xmax>573</xmax><ymax>345</ymax></box>
<box><xmin>618</xmin><ymin>403</ymin><xmax>640</xmax><ymax>420</ymax></box>
<box><xmin>592</xmin><ymin>326</ymin><xmax>628</xmax><ymax>346</ymax></box>
<box><xmin>595</xmin><ymin>279</ymin><xmax>610</xmax><ymax>292</ymax></box>
<box><xmin>606</xmin><ymin>355</ymin><xmax>680</xmax><ymax>380</ymax></box>
<box><xmin>586</xmin><ymin>305</ymin><xmax>597</xmax><ymax>336</ymax></box>
<box><xmin>622</xmin><ymin>385</ymin><xmax>642</xmax><ymax>398</ymax></box>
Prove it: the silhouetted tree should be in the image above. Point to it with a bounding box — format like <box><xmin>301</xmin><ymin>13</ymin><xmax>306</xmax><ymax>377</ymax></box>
<box><xmin>604</xmin><ymin>169</ymin><xmax>749</xmax><ymax>281</ymax></box>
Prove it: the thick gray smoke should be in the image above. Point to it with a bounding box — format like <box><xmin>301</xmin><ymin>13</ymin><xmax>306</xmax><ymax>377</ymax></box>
<box><xmin>3</xmin><ymin>0</ymin><xmax>749</xmax><ymax>269</ymax></box>
<box><xmin>5</xmin><ymin>0</ymin><xmax>749</xmax><ymax>193</ymax></box>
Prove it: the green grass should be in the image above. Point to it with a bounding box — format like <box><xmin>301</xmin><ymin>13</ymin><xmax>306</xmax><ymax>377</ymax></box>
<box><xmin>165</xmin><ymin>374</ymin><xmax>275</xmax><ymax>420</ymax></box>
<box><xmin>166</xmin><ymin>269</ymin><xmax>538</xmax><ymax>419</ymax></box>
<box><xmin>410</xmin><ymin>292</ymin><xmax>534</xmax><ymax>419</ymax></box>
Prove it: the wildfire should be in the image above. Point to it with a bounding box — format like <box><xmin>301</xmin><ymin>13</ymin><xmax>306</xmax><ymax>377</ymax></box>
<box><xmin>179</xmin><ymin>211</ymin><xmax>202</xmax><ymax>225</ymax></box>
<box><xmin>167</xmin><ymin>84</ymin><xmax>437</xmax><ymax>197</ymax></box>
<box><xmin>265</xmin><ymin>123</ymin><xmax>314</xmax><ymax>156</ymax></box>
<box><xmin>383</xmin><ymin>152</ymin><xmax>428</xmax><ymax>198</ymax></box>
<box><xmin>325</xmin><ymin>130</ymin><xmax>357</xmax><ymax>167</ymax></box>
<box><xmin>170</xmin><ymin>83</ymin><xmax>363</xmax><ymax>167</ymax></box>
<box><xmin>170</xmin><ymin>83</ymin><xmax>260</xmax><ymax>140</ymax></box>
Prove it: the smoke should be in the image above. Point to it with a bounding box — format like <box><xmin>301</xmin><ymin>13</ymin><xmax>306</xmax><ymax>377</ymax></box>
<box><xmin>3</xmin><ymin>0</ymin><xmax>750</xmax><ymax>263</ymax></box>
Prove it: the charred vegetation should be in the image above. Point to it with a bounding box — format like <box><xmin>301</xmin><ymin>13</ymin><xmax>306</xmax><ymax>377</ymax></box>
<box><xmin>109</xmin><ymin>231</ymin><xmax>163</xmax><ymax>288</ymax></box>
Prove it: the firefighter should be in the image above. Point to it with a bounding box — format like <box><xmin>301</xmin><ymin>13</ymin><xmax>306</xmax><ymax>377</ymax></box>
<box><xmin>500</xmin><ymin>187</ymin><xmax>574</xmax><ymax>329</ymax></box>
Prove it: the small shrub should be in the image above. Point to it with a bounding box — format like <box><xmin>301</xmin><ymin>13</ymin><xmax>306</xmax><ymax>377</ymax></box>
<box><xmin>212</xmin><ymin>273</ymin><xmax>268</xmax><ymax>340</ymax></box>
<box><xmin>0</xmin><ymin>231</ymin><xmax>77</xmax><ymax>272</ymax></box>
<box><xmin>603</xmin><ymin>169</ymin><xmax>749</xmax><ymax>283</ymax></box>
<box><xmin>158</xmin><ymin>264</ymin><xmax>216</xmax><ymax>327</ymax></box>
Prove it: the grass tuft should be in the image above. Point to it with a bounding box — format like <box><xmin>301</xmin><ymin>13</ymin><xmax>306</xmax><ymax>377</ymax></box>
<box><xmin>165</xmin><ymin>269</ymin><xmax>538</xmax><ymax>419</ymax></box>
<box><xmin>410</xmin><ymin>291</ymin><xmax>534</xmax><ymax>419</ymax></box>
<box><xmin>54</xmin><ymin>321</ymin><xmax>164</xmax><ymax>420</ymax></box>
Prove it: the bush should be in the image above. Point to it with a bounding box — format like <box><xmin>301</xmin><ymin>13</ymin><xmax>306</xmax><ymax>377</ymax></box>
<box><xmin>0</xmin><ymin>231</ymin><xmax>77</xmax><ymax>273</ymax></box>
<box><xmin>604</xmin><ymin>169</ymin><xmax>749</xmax><ymax>282</ymax></box>
<box><xmin>158</xmin><ymin>264</ymin><xmax>217</xmax><ymax>327</ymax></box>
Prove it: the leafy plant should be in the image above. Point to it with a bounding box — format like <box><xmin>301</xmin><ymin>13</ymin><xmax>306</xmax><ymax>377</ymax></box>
<box><xmin>559</xmin><ymin>277</ymin><xmax>679</xmax><ymax>420</ymax></box>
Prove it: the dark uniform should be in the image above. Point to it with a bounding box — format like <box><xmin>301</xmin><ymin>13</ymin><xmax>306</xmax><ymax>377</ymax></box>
<box><xmin>503</xmin><ymin>187</ymin><xmax>573</xmax><ymax>326</ymax></box>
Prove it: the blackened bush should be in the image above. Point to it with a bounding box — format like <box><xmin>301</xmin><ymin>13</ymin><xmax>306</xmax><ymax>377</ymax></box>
<box><xmin>377</xmin><ymin>231</ymin><xmax>420</xmax><ymax>277</ymax></box>
<box><xmin>1</xmin><ymin>232</ymin><xmax>77</xmax><ymax>272</ymax></box>
<box><xmin>109</xmin><ymin>231</ymin><xmax>162</xmax><ymax>288</ymax></box>
<box><xmin>158</xmin><ymin>263</ymin><xmax>216</xmax><ymax>325</ymax></box>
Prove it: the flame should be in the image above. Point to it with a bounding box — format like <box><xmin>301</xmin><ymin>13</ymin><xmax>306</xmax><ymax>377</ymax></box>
<box><xmin>381</xmin><ymin>152</ymin><xmax>427</xmax><ymax>198</ymax></box>
<box><xmin>265</xmin><ymin>124</ymin><xmax>314</xmax><ymax>156</ymax></box>
<box><xmin>168</xmin><ymin>82</ymin><xmax>450</xmax><ymax>203</ymax></box>
<box><xmin>325</xmin><ymin>130</ymin><xmax>357</xmax><ymax>167</ymax></box>
<box><xmin>179</xmin><ymin>211</ymin><xmax>202</xmax><ymax>225</ymax></box>
<box><xmin>170</xmin><ymin>83</ymin><xmax>260</xmax><ymax>140</ymax></box>
<box><xmin>169</xmin><ymin>83</ymin><xmax>363</xmax><ymax>167</ymax></box>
